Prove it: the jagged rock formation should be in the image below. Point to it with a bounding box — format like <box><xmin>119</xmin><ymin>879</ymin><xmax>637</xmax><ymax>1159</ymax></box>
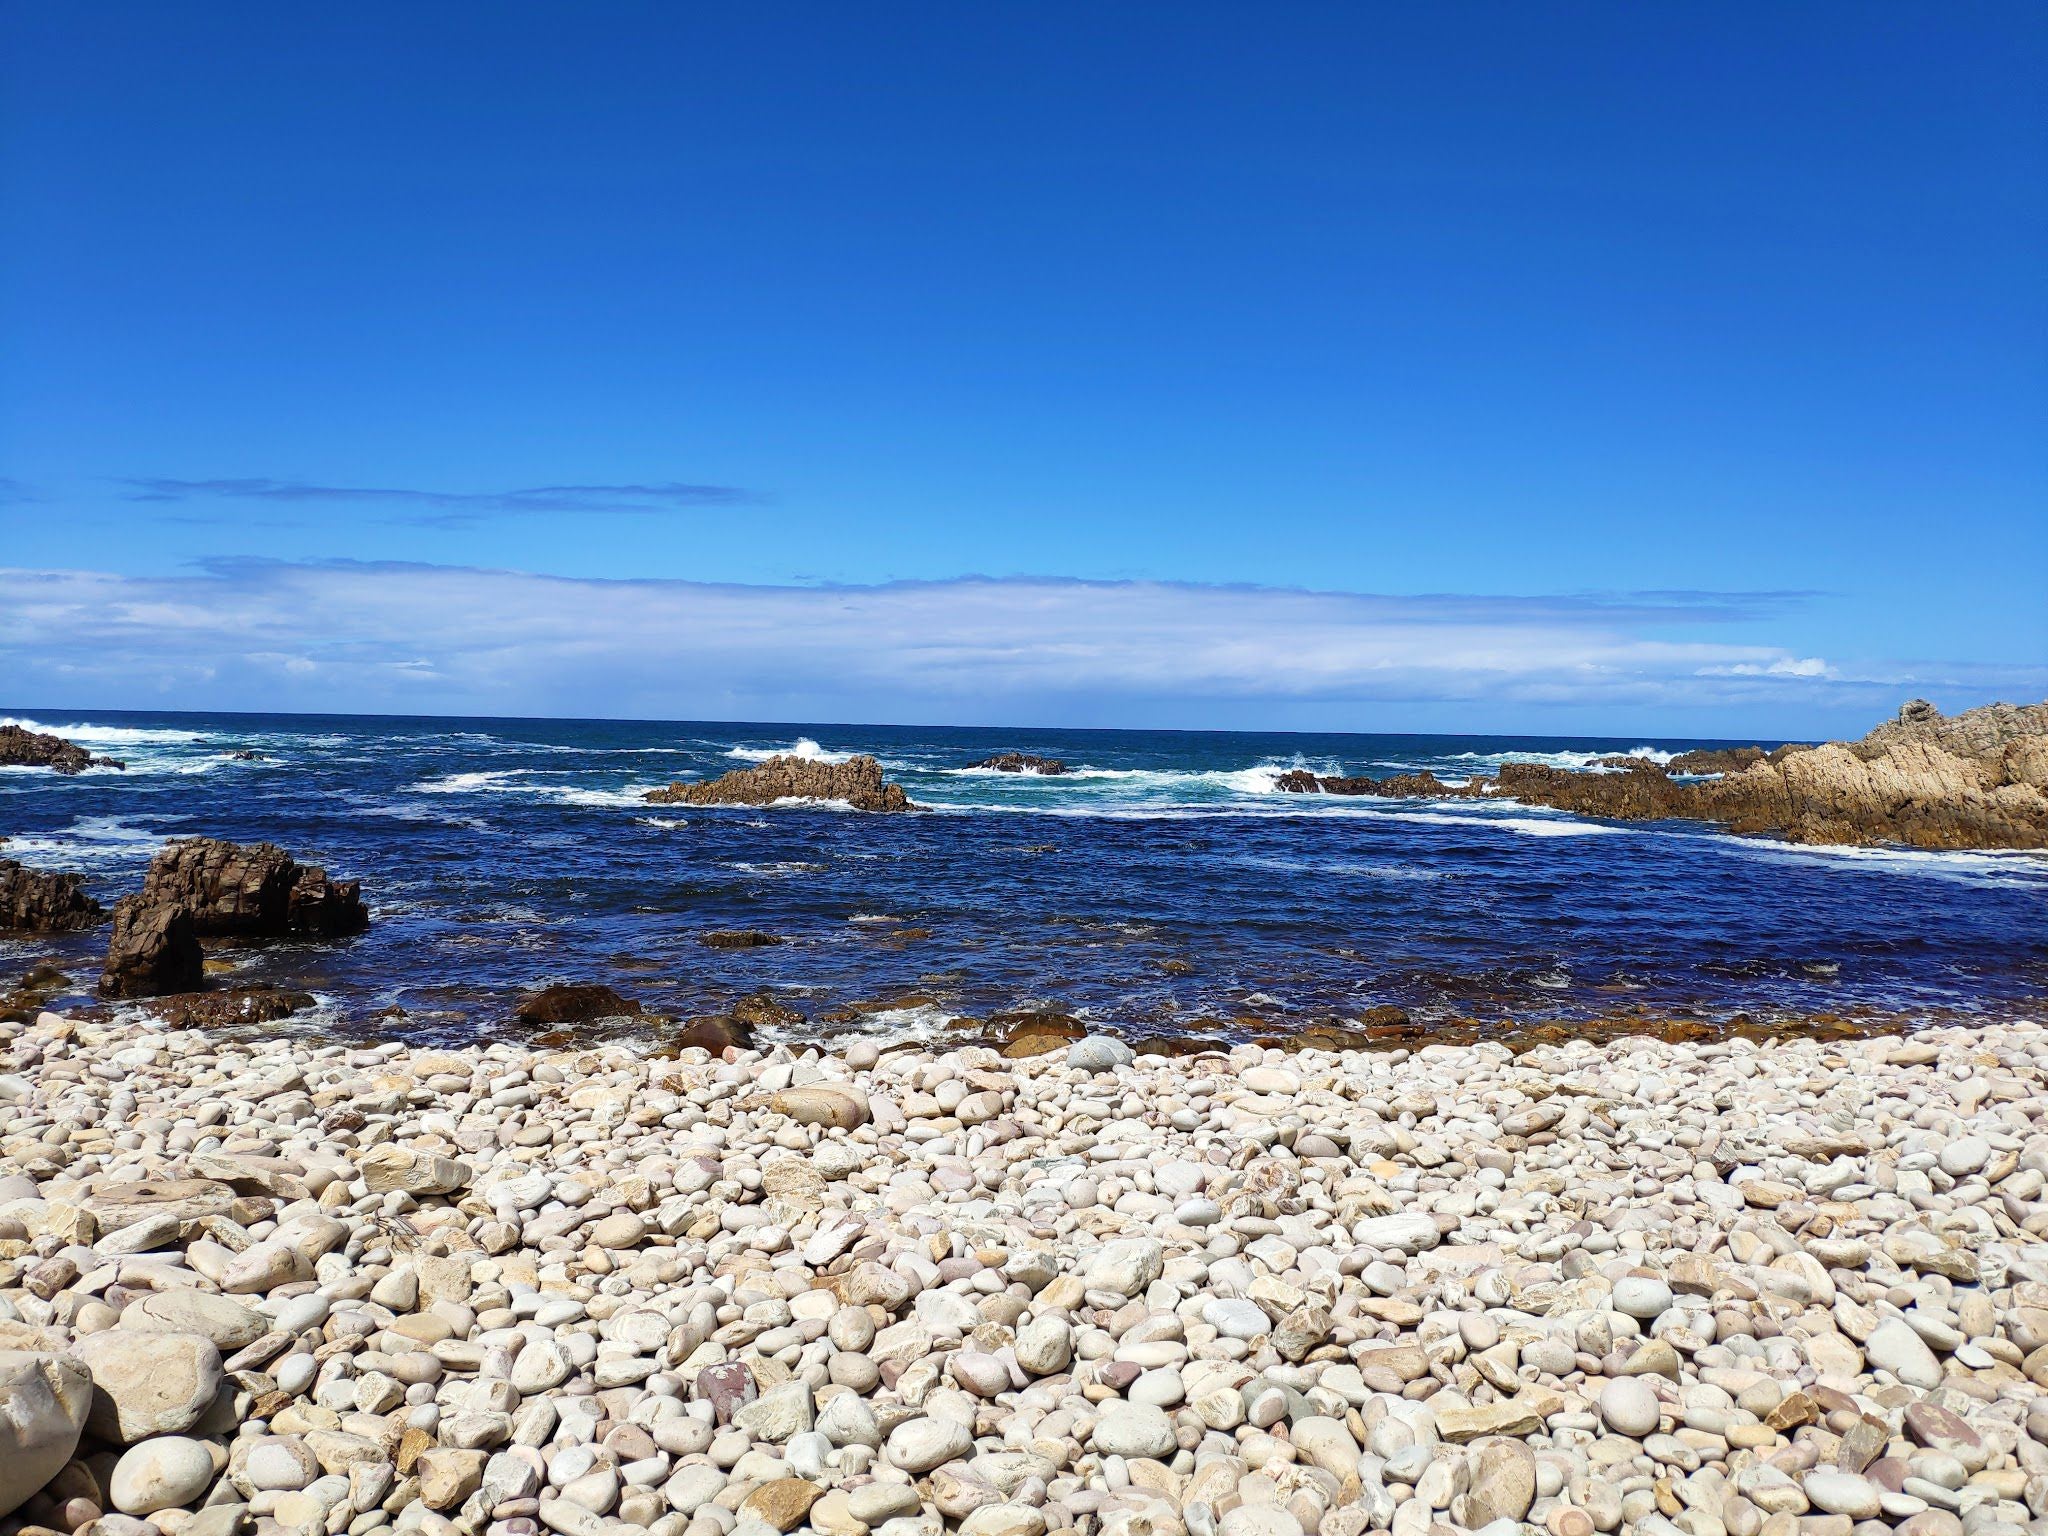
<box><xmin>1275</xmin><ymin>700</ymin><xmax>2048</xmax><ymax>850</ymax></box>
<box><xmin>1669</xmin><ymin>744</ymin><xmax>1813</xmax><ymax>774</ymax></box>
<box><xmin>967</xmin><ymin>752</ymin><xmax>1068</xmax><ymax>775</ymax></box>
<box><xmin>0</xmin><ymin>860</ymin><xmax>104</xmax><ymax>932</ymax></box>
<box><xmin>138</xmin><ymin>838</ymin><xmax>369</xmax><ymax>938</ymax></box>
<box><xmin>645</xmin><ymin>754</ymin><xmax>913</xmax><ymax>812</ymax></box>
<box><xmin>0</xmin><ymin>724</ymin><xmax>124</xmax><ymax>774</ymax></box>
<box><xmin>99</xmin><ymin>898</ymin><xmax>203</xmax><ymax>997</ymax></box>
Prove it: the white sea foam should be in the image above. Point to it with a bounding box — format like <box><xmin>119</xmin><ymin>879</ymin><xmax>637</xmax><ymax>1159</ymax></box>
<box><xmin>1726</xmin><ymin>838</ymin><xmax>2048</xmax><ymax>890</ymax></box>
<box><xmin>0</xmin><ymin>716</ymin><xmax>209</xmax><ymax>746</ymax></box>
<box><xmin>1443</xmin><ymin>745</ymin><xmax>1675</xmax><ymax>771</ymax></box>
<box><xmin>0</xmin><ymin>814</ymin><xmax>179</xmax><ymax>869</ymax></box>
<box><xmin>405</xmin><ymin>769</ymin><xmax>655</xmax><ymax>808</ymax></box>
<box><xmin>636</xmin><ymin>816</ymin><xmax>686</xmax><ymax>830</ymax></box>
<box><xmin>725</xmin><ymin>737</ymin><xmax>854</xmax><ymax>764</ymax></box>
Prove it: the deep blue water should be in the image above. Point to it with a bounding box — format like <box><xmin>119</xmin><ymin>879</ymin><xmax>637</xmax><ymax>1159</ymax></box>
<box><xmin>4</xmin><ymin>709</ymin><xmax>2044</xmax><ymax>1043</ymax></box>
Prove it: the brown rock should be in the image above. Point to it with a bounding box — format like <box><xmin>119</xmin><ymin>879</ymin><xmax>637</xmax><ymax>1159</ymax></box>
<box><xmin>645</xmin><ymin>754</ymin><xmax>912</xmax><ymax>812</ymax></box>
<box><xmin>144</xmin><ymin>986</ymin><xmax>316</xmax><ymax>1030</ymax></box>
<box><xmin>1330</xmin><ymin>699</ymin><xmax>2048</xmax><ymax>850</ymax></box>
<box><xmin>740</xmin><ymin>1479</ymin><xmax>823</xmax><ymax>1532</ymax></box>
<box><xmin>512</xmin><ymin>983</ymin><xmax>638</xmax><ymax>1024</ymax></box>
<box><xmin>137</xmin><ymin>839</ymin><xmax>368</xmax><ymax>938</ymax></box>
<box><xmin>700</xmin><ymin>929</ymin><xmax>784</xmax><ymax>948</ymax></box>
<box><xmin>99</xmin><ymin>898</ymin><xmax>202</xmax><ymax>997</ymax></box>
<box><xmin>0</xmin><ymin>860</ymin><xmax>104</xmax><ymax>932</ymax></box>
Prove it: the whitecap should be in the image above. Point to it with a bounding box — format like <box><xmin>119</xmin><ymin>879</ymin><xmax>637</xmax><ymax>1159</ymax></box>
<box><xmin>0</xmin><ymin>716</ymin><xmax>209</xmax><ymax>746</ymax></box>
<box><xmin>1440</xmin><ymin>745</ymin><xmax>1676</xmax><ymax>772</ymax></box>
<box><xmin>1722</xmin><ymin>838</ymin><xmax>2048</xmax><ymax>890</ymax></box>
<box><xmin>725</xmin><ymin>737</ymin><xmax>853</xmax><ymax>764</ymax></box>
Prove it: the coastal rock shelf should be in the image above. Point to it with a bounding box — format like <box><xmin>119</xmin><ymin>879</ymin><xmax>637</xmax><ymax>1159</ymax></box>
<box><xmin>645</xmin><ymin>756</ymin><xmax>914</xmax><ymax>813</ymax></box>
<box><xmin>5</xmin><ymin>1010</ymin><xmax>2048</xmax><ymax>1536</ymax></box>
<box><xmin>1277</xmin><ymin>700</ymin><xmax>2048</xmax><ymax>850</ymax></box>
<box><xmin>0</xmin><ymin>725</ymin><xmax>124</xmax><ymax>776</ymax></box>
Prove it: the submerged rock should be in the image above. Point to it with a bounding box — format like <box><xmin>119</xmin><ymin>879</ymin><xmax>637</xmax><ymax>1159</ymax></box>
<box><xmin>645</xmin><ymin>754</ymin><xmax>913</xmax><ymax>812</ymax></box>
<box><xmin>0</xmin><ymin>723</ymin><xmax>124</xmax><ymax>774</ymax></box>
<box><xmin>0</xmin><ymin>859</ymin><xmax>104</xmax><ymax>932</ymax></box>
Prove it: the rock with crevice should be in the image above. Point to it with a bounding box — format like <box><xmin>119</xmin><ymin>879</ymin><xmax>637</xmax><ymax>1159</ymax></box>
<box><xmin>138</xmin><ymin>838</ymin><xmax>368</xmax><ymax>939</ymax></box>
<box><xmin>0</xmin><ymin>859</ymin><xmax>104</xmax><ymax>932</ymax></box>
<box><xmin>99</xmin><ymin>897</ymin><xmax>203</xmax><ymax>997</ymax></box>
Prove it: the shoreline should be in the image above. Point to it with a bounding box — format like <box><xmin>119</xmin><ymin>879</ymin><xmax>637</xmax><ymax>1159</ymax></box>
<box><xmin>4</xmin><ymin>1010</ymin><xmax>2048</xmax><ymax>1536</ymax></box>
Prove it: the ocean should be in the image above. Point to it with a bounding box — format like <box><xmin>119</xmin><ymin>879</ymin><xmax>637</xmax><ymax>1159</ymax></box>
<box><xmin>4</xmin><ymin>709</ymin><xmax>2044</xmax><ymax>1045</ymax></box>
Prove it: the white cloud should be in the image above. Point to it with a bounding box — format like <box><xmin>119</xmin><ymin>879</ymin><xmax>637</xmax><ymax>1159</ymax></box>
<box><xmin>0</xmin><ymin>559</ymin><xmax>2030</xmax><ymax>730</ymax></box>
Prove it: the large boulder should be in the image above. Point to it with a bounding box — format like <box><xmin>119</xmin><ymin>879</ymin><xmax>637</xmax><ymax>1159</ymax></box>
<box><xmin>99</xmin><ymin>898</ymin><xmax>203</xmax><ymax>998</ymax></box>
<box><xmin>0</xmin><ymin>1350</ymin><xmax>92</xmax><ymax>1517</ymax></box>
<box><xmin>138</xmin><ymin>838</ymin><xmax>368</xmax><ymax>938</ymax></box>
<box><xmin>69</xmin><ymin>1329</ymin><xmax>224</xmax><ymax>1443</ymax></box>
<box><xmin>0</xmin><ymin>859</ymin><xmax>104</xmax><ymax>932</ymax></box>
<box><xmin>646</xmin><ymin>754</ymin><xmax>912</xmax><ymax>813</ymax></box>
<box><xmin>0</xmin><ymin>724</ymin><xmax>123</xmax><ymax>774</ymax></box>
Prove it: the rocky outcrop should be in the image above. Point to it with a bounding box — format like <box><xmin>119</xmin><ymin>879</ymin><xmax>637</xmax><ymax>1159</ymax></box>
<box><xmin>966</xmin><ymin>752</ymin><xmax>1068</xmax><ymax>775</ymax></box>
<box><xmin>1856</xmin><ymin>696</ymin><xmax>2048</xmax><ymax>764</ymax></box>
<box><xmin>0</xmin><ymin>724</ymin><xmax>123</xmax><ymax>774</ymax></box>
<box><xmin>1277</xmin><ymin>700</ymin><xmax>2048</xmax><ymax>849</ymax></box>
<box><xmin>0</xmin><ymin>860</ymin><xmax>104</xmax><ymax>932</ymax></box>
<box><xmin>645</xmin><ymin>754</ymin><xmax>913</xmax><ymax>812</ymax></box>
<box><xmin>138</xmin><ymin>839</ymin><xmax>368</xmax><ymax>938</ymax></box>
<box><xmin>99</xmin><ymin>899</ymin><xmax>203</xmax><ymax>997</ymax></box>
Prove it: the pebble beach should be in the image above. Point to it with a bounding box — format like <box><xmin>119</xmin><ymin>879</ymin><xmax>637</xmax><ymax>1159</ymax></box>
<box><xmin>7</xmin><ymin>1012</ymin><xmax>2048</xmax><ymax>1536</ymax></box>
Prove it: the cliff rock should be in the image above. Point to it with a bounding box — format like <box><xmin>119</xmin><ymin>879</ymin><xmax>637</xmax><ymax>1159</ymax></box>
<box><xmin>100</xmin><ymin>898</ymin><xmax>203</xmax><ymax>997</ymax></box>
<box><xmin>0</xmin><ymin>859</ymin><xmax>105</xmax><ymax>932</ymax></box>
<box><xmin>138</xmin><ymin>839</ymin><xmax>369</xmax><ymax>938</ymax></box>
<box><xmin>1291</xmin><ymin>700</ymin><xmax>2048</xmax><ymax>850</ymax></box>
<box><xmin>645</xmin><ymin>754</ymin><xmax>913</xmax><ymax>812</ymax></box>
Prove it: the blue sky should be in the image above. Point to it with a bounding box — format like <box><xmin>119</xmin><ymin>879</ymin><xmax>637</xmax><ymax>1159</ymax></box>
<box><xmin>3</xmin><ymin>3</ymin><xmax>2042</xmax><ymax>736</ymax></box>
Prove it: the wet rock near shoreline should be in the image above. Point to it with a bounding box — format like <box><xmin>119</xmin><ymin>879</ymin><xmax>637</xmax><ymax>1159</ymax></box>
<box><xmin>0</xmin><ymin>724</ymin><xmax>124</xmax><ymax>775</ymax></box>
<box><xmin>98</xmin><ymin>897</ymin><xmax>203</xmax><ymax>997</ymax></box>
<box><xmin>1276</xmin><ymin>699</ymin><xmax>2048</xmax><ymax>849</ymax></box>
<box><xmin>513</xmin><ymin>983</ymin><xmax>643</xmax><ymax>1025</ymax></box>
<box><xmin>966</xmin><ymin>753</ymin><xmax>1069</xmax><ymax>775</ymax></box>
<box><xmin>646</xmin><ymin>754</ymin><xmax>914</xmax><ymax>813</ymax></box>
<box><xmin>138</xmin><ymin>839</ymin><xmax>369</xmax><ymax>940</ymax></box>
<box><xmin>141</xmin><ymin>985</ymin><xmax>318</xmax><ymax>1030</ymax></box>
<box><xmin>7</xmin><ymin>1009</ymin><xmax>2048</xmax><ymax>1536</ymax></box>
<box><xmin>0</xmin><ymin>860</ymin><xmax>104</xmax><ymax>933</ymax></box>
